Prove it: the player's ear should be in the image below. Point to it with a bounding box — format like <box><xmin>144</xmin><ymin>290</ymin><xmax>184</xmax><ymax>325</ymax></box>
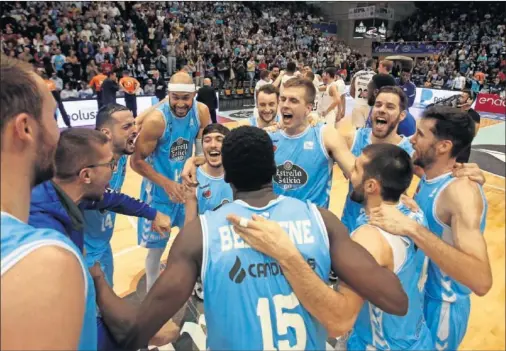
<box><xmin>399</xmin><ymin>110</ymin><xmax>407</xmax><ymax>122</ymax></box>
<box><xmin>79</xmin><ymin>168</ymin><xmax>92</xmax><ymax>184</ymax></box>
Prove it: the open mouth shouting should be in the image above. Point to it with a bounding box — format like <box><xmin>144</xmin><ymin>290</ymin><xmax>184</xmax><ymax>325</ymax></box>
<box><xmin>281</xmin><ymin>112</ymin><xmax>294</xmax><ymax>124</ymax></box>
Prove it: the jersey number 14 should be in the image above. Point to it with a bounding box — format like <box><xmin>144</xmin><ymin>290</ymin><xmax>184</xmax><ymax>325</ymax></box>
<box><xmin>257</xmin><ymin>292</ymin><xmax>307</xmax><ymax>350</ymax></box>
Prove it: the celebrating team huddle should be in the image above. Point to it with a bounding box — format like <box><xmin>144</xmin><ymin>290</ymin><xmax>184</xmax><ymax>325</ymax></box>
<box><xmin>1</xmin><ymin>55</ymin><xmax>493</xmax><ymax>351</ymax></box>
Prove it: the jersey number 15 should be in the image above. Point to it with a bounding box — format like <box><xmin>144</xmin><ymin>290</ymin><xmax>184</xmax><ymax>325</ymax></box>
<box><xmin>257</xmin><ymin>292</ymin><xmax>307</xmax><ymax>350</ymax></box>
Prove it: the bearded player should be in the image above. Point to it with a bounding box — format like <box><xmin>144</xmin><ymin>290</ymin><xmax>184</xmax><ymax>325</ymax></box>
<box><xmin>131</xmin><ymin>72</ymin><xmax>211</xmax><ymax>292</ymax></box>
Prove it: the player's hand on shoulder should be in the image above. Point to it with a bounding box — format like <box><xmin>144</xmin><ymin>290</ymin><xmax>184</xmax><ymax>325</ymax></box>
<box><xmin>151</xmin><ymin>212</ymin><xmax>172</xmax><ymax>237</ymax></box>
<box><xmin>400</xmin><ymin>194</ymin><xmax>420</xmax><ymax>213</ymax></box>
<box><xmin>369</xmin><ymin>204</ymin><xmax>418</xmax><ymax>236</ymax></box>
<box><xmin>262</xmin><ymin>123</ymin><xmax>280</xmax><ymax>133</ymax></box>
<box><xmin>162</xmin><ymin>178</ymin><xmax>186</xmax><ymax>203</ymax></box>
<box><xmin>453</xmin><ymin>162</ymin><xmax>486</xmax><ymax>185</ymax></box>
<box><xmin>307</xmin><ymin>112</ymin><xmax>319</xmax><ymax>127</ymax></box>
<box><xmin>227</xmin><ymin>213</ymin><xmax>296</xmax><ymax>261</ymax></box>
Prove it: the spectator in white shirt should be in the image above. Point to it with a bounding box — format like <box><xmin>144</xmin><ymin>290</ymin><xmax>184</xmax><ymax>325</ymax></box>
<box><xmin>454</xmin><ymin>72</ymin><xmax>466</xmax><ymax>90</ymax></box>
<box><xmin>60</xmin><ymin>82</ymin><xmax>79</xmax><ymax>100</ymax></box>
<box><xmin>144</xmin><ymin>79</ymin><xmax>156</xmax><ymax>95</ymax></box>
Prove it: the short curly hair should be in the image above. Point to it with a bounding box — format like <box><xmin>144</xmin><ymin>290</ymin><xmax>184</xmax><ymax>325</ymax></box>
<box><xmin>222</xmin><ymin>126</ymin><xmax>276</xmax><ymax>191</ymax></box>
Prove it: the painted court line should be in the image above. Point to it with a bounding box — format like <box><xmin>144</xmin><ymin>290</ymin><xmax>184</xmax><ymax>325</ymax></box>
<box><xmin>113</xmin><ymin>216</ymin><xmax>141</xmax><ymax>258</ymax></box>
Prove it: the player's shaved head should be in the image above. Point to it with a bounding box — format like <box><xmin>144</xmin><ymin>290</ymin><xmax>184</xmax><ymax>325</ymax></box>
<box><xmin>170</xmin><ymin>72</ymin><xmax>194</xmax><ymax>85</ymax></box>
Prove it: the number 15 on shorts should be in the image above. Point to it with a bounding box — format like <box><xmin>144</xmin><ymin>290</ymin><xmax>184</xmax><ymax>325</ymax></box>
<box><xmin>257</xmin><ymin>292</ymin><xmax>307</xmax><ymax>350</ymax></box>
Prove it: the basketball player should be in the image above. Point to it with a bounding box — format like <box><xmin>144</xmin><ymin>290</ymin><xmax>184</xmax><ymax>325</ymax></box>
<box><xmin>183</xmin><ymin>124</ymin><xmax>233</xmax><ymax>224</ymax></box>
<box><xmin>369</xmin><ymin>106</ymin><xmax>493</xmax><ymax>351</ymax></box>
<box><xmin>378</xmin><ymin>60</ymin><xmax>394</xmax><ymax>75</ymax></box>
<box><xmin>350</xmin><ymin>58</ymin><xmax>376</xmax><ymax>128</ymax></box>
<box><xmin>184</xmin><ymin>124</ymin><xmax>233</xmax><ymax>301</ymax></box>
<box><xmin>455</xmin><ymin>89</ymin><xmax>480</xmax><ymax>163</ymax></box>
<box><xmin>395</xmin><ymin>68</ymin><xmax>417</xmax><ymax>137</ymax></box>
<box><xmin>364</xmin><ymin>74</ymin><xmax>398</xmax><ymax>129</ymax></box>
<box><xmin>1</xmin><ymin>55</ymin><xmax>86</xmax><ymax>349</ymax></box>
<box><xmin>90</xmin><ymin>126</ymin><xmax>409</xmax><ymax>350</ymax></box>
<box><xmin>341</xmin><ymin>86</ymin><xmax>415</xmax><ymax>233</ymax></box>
<box><xmin>83</xmin><ymin>104</ymin><xmax>166</xmax><ymax>287</ymax></box>
<box><xmin>119</xmin><ymin>70</ymin><xmax>141</xmax><ymax>117</ymax></box>
<box><xmin>229</xmin><ymin>143</ymin><xmax>434</xmax><ymax>350</ymax></box>
<box><xmin>345</xmin><ymin>144</ymin><xmax>433</xmax><ymax>350</ymax></box>
<box><xmin>273</xmin><ymin>61</ymin><xmax>298</xmax><ymax>94</ymax></box>
<box><xmin>131</xmin><ymin>71</ymin><xmax>211</xmax><ymax>292</ymax></box>
<box><xmin>237</xmin><ymin>84</ymin><xmax>280</xmax><ymax>128</ymax></box>
<box><xmin>318</xmin><ymin>67</ymin><xmax>343</xmax><ymax>128</ymax></box>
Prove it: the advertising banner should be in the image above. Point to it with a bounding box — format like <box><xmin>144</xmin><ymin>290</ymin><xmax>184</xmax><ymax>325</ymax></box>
<box><xmin>373</xmin><ymin>42</ymin><xmax>450</xmax><ymax>55</ymax></box>
<box><xmin>348</xmin><ymin>6</ymin><xmax>376</xmax><ymax>19</ymax></box>
<box><xmin>475</xmin><ymin>93</ymin><xmax>506</xmax><ymax>115</ymax></box>
<box><xmin>413</xmin><ymin>88</ymin><xmax>461</xmax><ymax>108</ymax></box>
<box><xmin>354</xmin><ymin>19</ymin><xmax>388</xmax><ymax>39</ymax></box>
<box><xmin>56</xmin><ymin>96</ymin><xmax>154</xmax><ymax>128</ymax></box>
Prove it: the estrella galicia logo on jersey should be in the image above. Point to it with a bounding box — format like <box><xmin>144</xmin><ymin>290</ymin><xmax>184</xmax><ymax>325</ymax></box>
<box><xmin>170</xmin><ymin>137</ymin><xmax>190</xmax><ymax>161</ymax></box>
<box><xmin>274</xmin><ymin>161</ymin><xmax>308</xmax><ymax>190</ymax></box>
<box><xmin>203</xmin><ymin>189</ymin><xmax>211</xmax><ymax>199</ymax></box>
<box><xmin>229</xmin><ymin>256</ymin><xmax>247</xmax><ymax>284</ymax></box>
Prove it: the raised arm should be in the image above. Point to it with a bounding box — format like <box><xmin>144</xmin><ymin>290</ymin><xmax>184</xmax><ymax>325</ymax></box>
<box><xmin>322</xmin><ymin>124</ymin><xmax>356</xmax><ymax>178</ymax></box>
<box><xmin>93</xmin><ymin>218</ymin><xmax>203</xmax><ymax>348</ymax></box>
<box><xmin>2</xmin><ymin>245</ymin><xmax>85</xmax><ymax>350</ymax></box>
<box><xmin>370</xmin><ymin>178</ymin><xmax>492</xmax><ymax>296</ymax></box>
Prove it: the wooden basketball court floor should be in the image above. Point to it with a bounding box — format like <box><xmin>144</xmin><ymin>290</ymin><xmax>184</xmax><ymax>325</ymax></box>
<box><xmin>110</xmin><ymin>116</ymin><xmax>505</xmax><ymax>350</ymax></box>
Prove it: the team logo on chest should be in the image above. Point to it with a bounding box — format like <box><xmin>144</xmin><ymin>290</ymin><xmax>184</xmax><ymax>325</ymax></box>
<box><xmin>274</xmin><ymin>161</ymin><xmax>308</xmax><ymax>190</ymax></box>
<box><xmin>170</xmin><ymin>137</ymin><xmax>190</xmax><ymax>161</ymax></box>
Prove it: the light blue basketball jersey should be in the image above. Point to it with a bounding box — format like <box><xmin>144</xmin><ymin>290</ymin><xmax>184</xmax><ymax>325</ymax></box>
<box><xmin>141</xmin><ymin>99</ymin><xmax>201</xmax><ymax>204</ymax></box>
<box><xmin>201</xmin><ymin>196</ymin><xmax>331</xmax><ymax>350</ymax></box>
<box><xmin>138</xmin><ymin>99</ymin><xmax>201</xmax><ymax>247</ymax></box>
<box><xmin>248</xmin><ymin>114</ymin><xmax>280</xmax><ymax>128</ymax></box>
<box><xmin>83</xmin><ymin>155</ymin><xmax>127</xmax><ymax>286</ymax></box>
<box><xmin>1</xmin><ymin>212</ymin><xmax>97</xmax><ymax>350</ymax></box>
<box><xmin>414</xmin><ymin>173</ymin><xmax>487</xmax><ymax>302</ymax></box>
<box><xmin>341</xmin><ymin>128</ymin><xmax>415</xmax><ymax>232</ymax></box>
<box><xmin>196</xmin><ymin>167</ymin><xmax>233</xmax><ymax>214</ymax></box>
<box><xmin>349</xmin><ymin>203</ymin><xmax>434</xmax><ymax>350</ymax></box>
<box><xmin>269</xmin><ymin>124</ymin><xmax>333</xmax><ymax>209</ymax></box>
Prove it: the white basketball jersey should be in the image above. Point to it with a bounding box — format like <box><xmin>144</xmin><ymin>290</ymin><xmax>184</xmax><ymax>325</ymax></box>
<box><xmin>318</xmin><ymin>81</ymin><xmax>338</xmax><ymax>115</ymax></box>
<box><xmin>353</xmin><ymin>69</ymin><xmax>375</xmax><ymax>106</ymax></box>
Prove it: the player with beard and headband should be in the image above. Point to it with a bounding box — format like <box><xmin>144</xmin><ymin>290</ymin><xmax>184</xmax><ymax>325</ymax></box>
<box><xmin>369</xmin><ymin>106</ymin><xmax>492</xmax><ymax>351</ymax></box>
<box><xmin>346</xmin><ymin>144</ymin><xmax>433</xmax><ymax>350</ymax></box>
<box><xmin>27</xmin><ymin>128</ymin><xmax>175</xmax><ymax>350</ymax></box>
<box><xmin>89</xmin><ymin>126</ymin><xmax>409</xmax><ymax>351</ymax></box>
<box><xmin>1</xmin><ymin>55</ymin><xmax>88</xmax><ymax>350</ymax></box>
<box><xmin>183</xmin><ymin>124</ymin><xmax>233</xmax><ymax>301</ymax></box>
<box><xmin>131</xmin><ymin>71</ymin><xmax>211</xmax><ymax>293</ymax></box>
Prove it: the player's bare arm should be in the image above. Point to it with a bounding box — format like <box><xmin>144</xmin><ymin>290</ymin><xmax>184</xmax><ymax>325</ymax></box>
<box><xmin>1</xmin><ymin>246</ymin><xmax>85</xmax><ymax>350</ymax></box>
<box><xmin>325</xmin><ymin>85</ymin><xmax>340</xmax><ymax>118</ymax></box>
<box><xmin>227</xmin><ymin>209</ymin><xmax>408</xmax><ymax>336</ymax></box>
<box><xmin>323</xmin><ymin>125</ymin><xmax>356</xmax><ymax>178</ymax></box>
<box><xmin>197</xmin><ymin>102</ymin><xmax>212</xmax><ymax>139</ymax></box>
<box><xmin>349</xmin><ymin>76</ymin><xmax>356</xmax><ymax>98</ymax></box>
<box><xmin>130</xmin><ymin>111</ymin><xmax>185</xmax><ymax>203</ymax></box>
<box><xmin>183</xmin><ymin>186</ymin><xmax>198</xmax><ymax>225</ymax></box>
<box><xmin>93</xmin><ymin>219</ymin><xmax>203</xmax><ymax>349</ymax></box>
<box><xmin>370</xmin><ymin>178</ymin><xmax>492</xmax><ymax>296</ymax></box>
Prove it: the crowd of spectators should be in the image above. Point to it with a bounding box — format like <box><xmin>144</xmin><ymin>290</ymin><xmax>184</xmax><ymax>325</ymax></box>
<box><xmin>1</xmin><ymin>1</ymin><xmax>368</xmax><ymax>101</ymax></box>
<box><xmin>388</xmin><ymin>2</ymin><xmax>506</xmax><ymax>95</ymax></box>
